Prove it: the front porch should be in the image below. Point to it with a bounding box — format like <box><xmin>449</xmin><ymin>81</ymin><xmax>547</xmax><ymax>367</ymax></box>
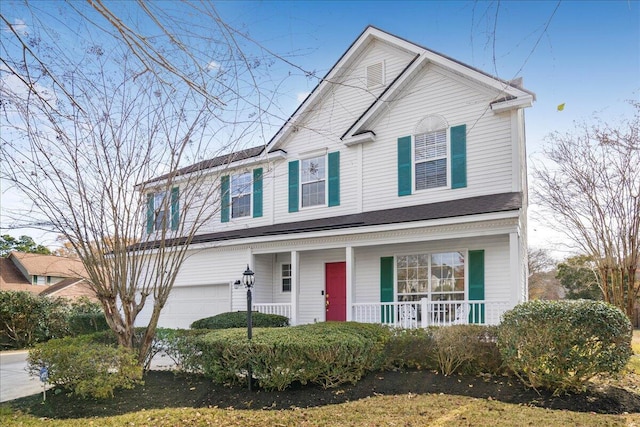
<box><xmin>253</xmin><ymin>299</ymin><xmax>510</xmax><ymax>328</ymax></box>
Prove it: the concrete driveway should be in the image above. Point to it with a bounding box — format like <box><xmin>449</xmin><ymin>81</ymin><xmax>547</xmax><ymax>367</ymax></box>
<box><xmin>0</xmin><ymin>350</ymin><xmax>49</xmax><ymax>403</ymax></box>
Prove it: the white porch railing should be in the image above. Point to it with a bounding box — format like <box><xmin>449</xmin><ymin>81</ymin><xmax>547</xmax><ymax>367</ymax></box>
<box><xmin>352</xmin><ymin>299</ymin><xmax>510</xmax><ymax>328</ymax></box>
<box><xmin>253</xmin><ymin>300</ymin><xmax>510</xmax><ymax>328</ymax></box>
<box><xmin>253</xmin><ymin>303</ymin><xmax>291</xmax><ymax>319</ymax></box>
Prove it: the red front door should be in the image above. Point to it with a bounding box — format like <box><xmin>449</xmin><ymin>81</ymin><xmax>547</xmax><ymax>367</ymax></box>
<box><xmin>325</xmin><ymin>262</ymin><xmax>347</xmax><ymax>321</ymax></box>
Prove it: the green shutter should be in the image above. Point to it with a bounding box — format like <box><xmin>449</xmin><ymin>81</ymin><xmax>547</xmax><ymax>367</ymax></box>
<box><xmin>170</xmin><ymin>187</ymin><xmax>179</xmax><ymax>231</ymax></box>
<box><xmin>397</xmin><ymin>136</ymin><xmax>412</xmax><ymax>196</ymax></box>
<box><xmin>146</xmin><ymin>193</ymin><xmax>154</xmax><ymax>234</ymax></box>
<box><xmin>451</xmin><ymin>124</ymin><xmax>467</xmax><ymax>189</ymax></box>
<box><xmin>328</xmin><ymin>151</ymin><xmax>340</xmax><ymax>207</ymax></box>
<box><xmin>253</xmin><ymin>168</ymin><xmax>263</xmax><ymax>218</ymax></box>
<box><xmin>468</xmin><ymin>249</ymin><xmax>485</xmax><ymax>324</ymax></box>
<box><xmin>221</xmin><ymin>175</ymin><xmax>230</xmax><ymax>223</ymax></box>
<box><xmin>288</xmin><ymin>160</ymin><xmax>299</xmax><ymax>213</ymax></box>
<box><xmin>380</xmin><ymin>256</ymin><xmax>394</xmax><ymax>324</ymax></box>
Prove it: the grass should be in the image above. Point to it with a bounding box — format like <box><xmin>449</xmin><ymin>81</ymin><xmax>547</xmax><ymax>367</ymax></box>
<box><xmin>2</xmin><ymin>394</ymin><xmax>639</xmax><ymax>427</ymax></box>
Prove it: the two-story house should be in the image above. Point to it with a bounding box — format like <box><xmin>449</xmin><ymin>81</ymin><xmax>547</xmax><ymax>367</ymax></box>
<box><xmin>136</xmin><ymin>26</ymin><xmax>534</xmax><ymax>329</ymax></box>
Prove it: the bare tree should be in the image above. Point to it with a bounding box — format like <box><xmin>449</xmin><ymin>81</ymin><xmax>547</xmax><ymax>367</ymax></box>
<box><xmin>527</xmin><ymin>247</ymin><xmax>562</xmax><ymax>300</ymax></box>
<box><xmin>533</xmin><ymin>101</ymin><xmax>640</xmax><ymax>318</ymax></box>
<box><xmin>0</xmin><ymin>2</ymin><xmax>287</xmax><ymax>361</ymax></box>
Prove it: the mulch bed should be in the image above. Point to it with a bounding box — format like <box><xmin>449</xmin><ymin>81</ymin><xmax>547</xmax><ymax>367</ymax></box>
<box><xmin>8</xmin><ymin>369</ymin><xmax>640</xmax><ymax>419</ymax></box>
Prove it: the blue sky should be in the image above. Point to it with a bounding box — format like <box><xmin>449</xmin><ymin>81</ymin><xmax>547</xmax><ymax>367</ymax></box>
<box><xmin>2</xmin><ymin>0</ymin><xmax>639</xmax><ymax>257</ymax></box>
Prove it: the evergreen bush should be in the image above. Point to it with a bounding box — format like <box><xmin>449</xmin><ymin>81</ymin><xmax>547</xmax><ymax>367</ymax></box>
<box><xmin>190</xmin><ymin>311</ymin><xmax>289</xmax><ymax>329</ymax></box>
<box><xmin>497</xmin><ymin>300</ymin><xmax>632</xmax><ymax>394</ymax></box>
<box><xmin>28</xmin><ymin>335</ymin><xmax>142</xmax><ymax>399</ymax></box>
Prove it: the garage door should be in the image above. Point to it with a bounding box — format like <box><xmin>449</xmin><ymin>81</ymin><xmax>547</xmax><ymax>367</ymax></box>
<box><xmin>135</xmin><ymin>283</ymin><xmax>231</xmax><ymax>329</ymax></box>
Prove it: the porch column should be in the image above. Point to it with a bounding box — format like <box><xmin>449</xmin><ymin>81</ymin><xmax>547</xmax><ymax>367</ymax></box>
<box><xmin>509</xmin><ymin>232</ymin><xmax>520</xmax><ymax>306</ymax></box>
<box><xmin>290</xmin><ymin>250</ymin><xmax>299</xmax><ymax>325</ymax></box>
<box><xmin>345</xmin><ymin>246</ymin><xmax>354</xmax><ymax>321</ymax></box>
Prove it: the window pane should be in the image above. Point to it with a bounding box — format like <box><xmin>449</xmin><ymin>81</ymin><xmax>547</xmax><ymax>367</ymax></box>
<box><xmin>416</xmin><ymin>159</ymin><xmax>447</xmax><ymax>190</ymax></box>
<box><xmin>302</xmin><ymin>181</ymin><xmax>325</xmax><ymax>207</ymax></box>
<box><xmin>231</xmin><ymin>172</ymin><xmax>252</xmax><ymax>196</ymax></box>
<box><xmin>232</xmin><ymin>194</ymin><xmax>251</xmax><ymax>218</ymax></box>
<box><xmin>301</xmin><ymin>156</ymin><xmax>325</xmax><ymax>182</ymax></box>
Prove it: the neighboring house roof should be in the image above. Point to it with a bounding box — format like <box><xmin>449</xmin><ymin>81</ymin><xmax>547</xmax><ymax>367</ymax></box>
<box><xmin>0</xmin><ymin>257</ymin><xmax>31</xmax><ymax>292</ymax></box>
<box><xmin>133</xmin><ymin>192</ymin><xmax>521</xmax><ymax>250</ymax></box>
<box><xmin>9</xmin><ymin>252</ymin><xmax>87</xmax><ymax>278</ymax></box>
<box><xmin>0</xmin><ymin>253</ymin><xmax>95</xmax><ymax>300</ymax></box>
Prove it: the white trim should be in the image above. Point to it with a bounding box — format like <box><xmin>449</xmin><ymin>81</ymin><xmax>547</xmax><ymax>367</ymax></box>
<box><xmin>290</xmin><ymin>250</ymin><xmax>299</xmax><ymax>325</ymax></box>
<box><xmin>490</xmin><ymin>95</ymin><xmax>534</xmax><ymax>113</ymax></box>
<box><xmin>345</xmin><ymin>246</ymin><xmax>354</xmax><ymax>321</ymax></box>
<box><xmin>343</xmin><ymin>131</ymin><xmax>376</xmax><ymax>146</ymax></box>
<box><xmin>180</xmin><ymin>212</ymin><xmax>521</xmax><ymax>255</ymax></box>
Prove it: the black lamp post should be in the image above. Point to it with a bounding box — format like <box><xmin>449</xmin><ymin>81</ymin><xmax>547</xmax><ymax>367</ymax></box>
<box><xmin>242</xmin><ymin>265</ymin><xmax>255</xmax><ymax>340</ymax></box>
<box><xmin>241</xmin><ymin>265</ymin><xmax>255</xmax><ymax>390</ymax></box>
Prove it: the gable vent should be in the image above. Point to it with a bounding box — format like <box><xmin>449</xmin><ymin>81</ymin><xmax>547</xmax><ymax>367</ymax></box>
<box><xmin>366</xmin><ymin>61</ymin><xmax>384</xmax><ymax>88</ymax></box>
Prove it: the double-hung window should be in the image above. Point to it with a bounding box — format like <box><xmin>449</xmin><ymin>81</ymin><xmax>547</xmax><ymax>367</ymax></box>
<box><xmin>231</xmin><ymin>172</ymin><xmax>252</xmax><ymax>218</ymax></box>
<box><xmin>153</xmin><ymin>191</ymin><xmax>170</xmax><ymax>231</ymax></box>
<box><xmin>301</xmin><ymin>156</ymin><xmax>326</xmax><ymax>208</ymax></box>
<box><xmin>281</xmin><ymin>263</ymin><xmax>292</xmax><ymax>293</ymax></box>
<box><xmin>414</xmin><ymin>129</ymin><xmax>447</xmax><ymax>190</ymax></box>
<box><xmin>146</xmin><ymin>187</ymin><xmax>179</xmax><ymax>233</ymax></box>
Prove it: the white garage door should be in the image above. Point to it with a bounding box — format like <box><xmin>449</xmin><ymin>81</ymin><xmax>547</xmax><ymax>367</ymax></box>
<box><xmin>135</xmin><ymin>283</ymin><xmax>231</xmax><ymax>329</ymax></box>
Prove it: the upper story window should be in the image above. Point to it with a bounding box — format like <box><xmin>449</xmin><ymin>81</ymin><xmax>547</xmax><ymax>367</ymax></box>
<box><xmin>153</xmin><ymin>191</ymin><xmax>170</xmax><ymax>230</ymax></box>
<box><xmin>288</xmin><ymin>152</ymin><xmax>339</xmax><ymax>213</ymax></box>
<box><xmin>301</xmin><ymin>156</ymin><xmax>326</xmax><ymax>208</ymax></box>
<box><xmin>397</xmin><ymin>117</ymin><xmax>466</xmax><ymax>197</ymax></box>
<box><xmin>146</xmin><ymin>187</ymin><xmax>179</xmax><ymax>233</ymax></box>
<box><xmin>220</xmin><ymin>168</ymin><xmax>263</xmax><ymax>223</ymax></box>
<box><xmin>231</xmin><ymin>172</ymin><xmax>252</xmax><ymax>218</ymax></box>
<box><xmin>414</xmin><ymin>129</ymin><xmax>447</xmax><ymax>190</ymax></box>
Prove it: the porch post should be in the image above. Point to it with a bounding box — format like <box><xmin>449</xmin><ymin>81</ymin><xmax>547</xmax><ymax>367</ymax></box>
<box><xmin>345</xmin><ymin>246</ymin><xmax>354</xmax><ymax>321</ymax></box>
<box><xmin>509</xmin><ymin>232</ymin><xmax>520</xmax><ymax>306</ymax></box>
<box><xmin>290</xmin><ymin>250</ymin><xmax>299</xmax><ymax>325</ymax></box>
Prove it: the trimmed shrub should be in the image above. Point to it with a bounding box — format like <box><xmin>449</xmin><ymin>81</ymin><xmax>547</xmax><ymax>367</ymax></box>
<box><xmin>191</xmin><ymin>322</ymin><xmax>390</xmax><ymax>390</ymax></box>
<box><xmin>384</xmin><ymin>327</ymin><xmax>436</xmax><ymax>370</ymax></box>
<box><xmin>28</xmin><ymin>335</ymin><xmax>142</xmax><ymax>399</ymax></box>
<box><xmin>384</xmin><ymin>325</ymin><xmax>503</xmax><ymax>375</ymax></box>
<box><xmin>190</xmin><ymin>311</ymin><xmax>289</xmax><ymax>329</ymax></box>
<box><xmin>431</xmin><ymin>325</ymin><xmax>502</xmax><ymax>375</ymax></box>
<box><xmin>498</xmin><ymin>300</ymin><xmax>633</xmax><ymax>394</ymax></box>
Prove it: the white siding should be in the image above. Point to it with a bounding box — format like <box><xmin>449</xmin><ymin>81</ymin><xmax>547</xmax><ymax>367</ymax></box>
<box><xmin>297</xmin><ymin>249</ymin><xmax>345</xmax><ymax>325</ymax></box>
<box><xmin>361</xmin><ymin>65</ymin><xmax>516</xmax><ymax>212</ymax></box>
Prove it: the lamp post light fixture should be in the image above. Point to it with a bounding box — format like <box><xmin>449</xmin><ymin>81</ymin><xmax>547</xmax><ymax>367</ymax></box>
<box><xmin>241</xmin><ymin>265</ymin><xmax>255</xmax><ymax>391</ymax></box>
<box><xmin>242</xmin><ymin>265</ymin><xmax>255</xmax><ymax>340</ymax></box>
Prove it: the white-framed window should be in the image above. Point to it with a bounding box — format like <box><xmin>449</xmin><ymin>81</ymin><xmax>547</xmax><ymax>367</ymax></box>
<box><xmin>231</xmin><ymin>172</ymin><xmax>252</xmax><ymax>218</ymax></box>
<box><xmin>281</xmin><ymin>263</ymin><xmax>292</xmax><ymax>293</ymax></box>
<box><xmin>153</xmin><ymin>191</ymin><xmax>170</xmax><ymax>231</ymax></box>
<box><xmin>414</xmin><ymin>128</ymin><xmax>448</xmax><ymax>190</ymax></box>
<box><xmin>396</xmin><ymin>251</ymin><xmax>465</xmax><ymax>302</ymax></box>
<box><xmin>301</xmin><ymin>155</ymin><xmax>326</xmax><ymax>208</ymax></box>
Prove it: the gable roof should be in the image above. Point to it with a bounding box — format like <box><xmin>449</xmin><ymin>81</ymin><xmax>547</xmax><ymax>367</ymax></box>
<box><xmin>142</xmin><ymin>26</ymin><xmax>535</xmax><ymax>183</ymax></box>
<box><xmin>0</xmin><ymin>257</ymin><xmax>31</xmax><ymax>291</ymax></box>
<box><xmin>132</xmin><ymin>192</ymin><xmax>521</xmax><ymax>250</ymax></box>
<box><xmin>9</xmin><ymin>252</ymin><xmax>87</xmax><ymax>278</ymax></box>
